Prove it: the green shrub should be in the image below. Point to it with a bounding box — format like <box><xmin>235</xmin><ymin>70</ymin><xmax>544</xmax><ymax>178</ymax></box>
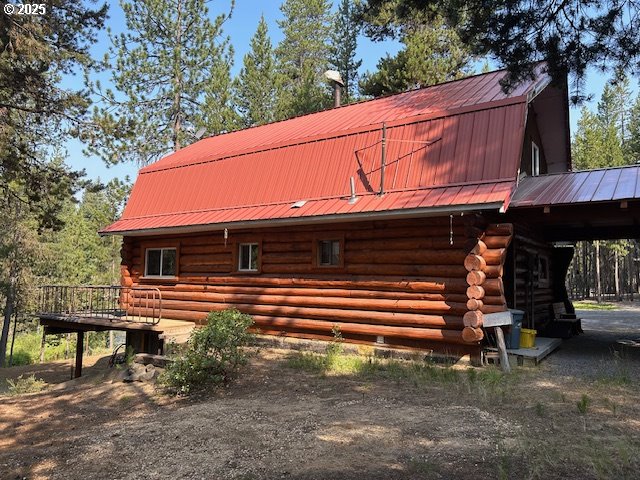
<box><xmin>6</xmin><ymin>374</ymin><xmax>47</xmax><ymax>396</ymax></box>
<box><xmin>6</xmin><ymin>331</ymin><xmax>75</xmax><ymax>366</ymax></box>
<box><xmin>159</xmin><ymin>308</ymin><xmax>254</xmax><ymax>395</ymax></box>
<box><xmin>577</xmin><ymin>394</ymin><xmax>591</xmax><ymax>414</ymax></box>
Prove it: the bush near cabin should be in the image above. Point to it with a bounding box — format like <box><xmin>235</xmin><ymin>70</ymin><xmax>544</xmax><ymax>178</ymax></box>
<box><xmin>160</xmin><ymin>309</ymin><xmax>254</xmax><ymax>395</ymax></box>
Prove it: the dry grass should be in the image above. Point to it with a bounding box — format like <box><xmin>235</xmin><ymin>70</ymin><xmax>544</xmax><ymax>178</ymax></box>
<box><xmin>1</xmin><ymin>347</ymin><xmax>639</xmax><ymax>479</ymax></box>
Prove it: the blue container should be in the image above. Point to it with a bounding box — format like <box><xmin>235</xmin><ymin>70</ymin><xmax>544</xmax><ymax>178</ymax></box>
<box><xmin>506</xmin><ymin>309</ymin><xmax>524</xmax><ymax>349</ymax></box>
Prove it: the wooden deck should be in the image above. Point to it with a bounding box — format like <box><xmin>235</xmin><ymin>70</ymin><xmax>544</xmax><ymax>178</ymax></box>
<box><xmin>506</xmin><ymin>337</ymin><xmax>562</xmax><ymax>366</ymax></box>
<box><xmin>39</xmin><ymin>313</ymin><xmax>194</xmax><ymax>334</ymax></box>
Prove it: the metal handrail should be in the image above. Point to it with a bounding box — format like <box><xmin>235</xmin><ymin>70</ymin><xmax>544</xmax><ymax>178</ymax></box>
<box><xmin>37</xmin><ymin>285</ymin><xmax>162</xmax><ymax>325</ymax></box>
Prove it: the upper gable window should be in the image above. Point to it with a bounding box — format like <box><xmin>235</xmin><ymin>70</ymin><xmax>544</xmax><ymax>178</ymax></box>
<box><xmin>145</xmin><ymin>248</ymin><xmax>177</xmax><ymax>277</ymax></box>
<box><xmin>531</xmin><ymin>142</ymin><xmax>540</xmax><ymax>176</ymax></box>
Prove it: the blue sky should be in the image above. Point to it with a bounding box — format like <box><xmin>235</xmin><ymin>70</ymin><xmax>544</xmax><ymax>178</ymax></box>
<box><xmin>65</xmin><ymin>0</ymin><xmax>619</xmax><ymax>184</ymax></box>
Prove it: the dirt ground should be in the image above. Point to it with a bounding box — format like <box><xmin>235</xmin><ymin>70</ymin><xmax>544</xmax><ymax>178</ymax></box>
<box><xmin>1</xmin><ymin>306</ymin><xmax>639</xmax><ymax>480</ymax></box>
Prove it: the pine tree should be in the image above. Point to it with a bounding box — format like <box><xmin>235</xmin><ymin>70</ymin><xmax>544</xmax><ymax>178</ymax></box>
<box><xmin>276</xmin><ymin>0</ymin><xmax>333</xmax><ymax>117</ymax></box>
<box><xmin>362</xmin><ymin>1</ymin><xmax>640</xmax><ymax>103</ymax></box>
<box><xmin>0</xmin><ymin>1</ymin><xmax>104</xmax><ymax>227</ymax></box>
<box><xmin>49</xmin><ymin>180</ymin><xmax>129</xmax><ymax>286</ymax></box>
<box><xmin>0</xmin><ymin>2</ymin><xmax>105</xmax><ymax>367</ymax></box>
<box><xmin>360</xmin><ymin>12</ymin><xmax>472</xmax><ymax>96</ymax></box>
<box><xmin>235</xmin><ymin>15</ymin><xmax>280</xmax><ymax>127</ymax></box>
<box><xmin>572</xmin><ymin>108</ymin><xmax>604</xmax><ymax>170</ymax></box>
<box><xmin>596</xmin><ymin>84</ymin><xmax>626</xmax><ymax>168</ymax></box>
<box><xmin>627</xmin><ymin>96</ymin><xmax>640</xmax><ymax>163</ymax></box>
<box><xmin>329</xmin><ymin>0</ymin><xmax>363</xmax><ymax>103</ymax></box>
<box><xmin>87</xmin><ymin>0</ymin><xmax>239</xmax><ymax>166</ymax></box>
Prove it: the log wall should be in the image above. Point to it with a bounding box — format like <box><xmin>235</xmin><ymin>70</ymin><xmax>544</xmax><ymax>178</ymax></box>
<box><xmin>502</xmin><ymin>223</ymin><xmax>567</xmax><ymax>329</ymax></box>
<box><xmin>120</xmin><ymin>216</ymin><xmax>513</xmax><ymax>355</ymax></box>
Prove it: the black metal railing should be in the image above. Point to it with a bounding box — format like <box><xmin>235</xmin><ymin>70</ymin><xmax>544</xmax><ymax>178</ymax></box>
<box><xmin>37</xmin><ymin>285</ymin><xmax>162</xmax><ymax>325</ymax></box>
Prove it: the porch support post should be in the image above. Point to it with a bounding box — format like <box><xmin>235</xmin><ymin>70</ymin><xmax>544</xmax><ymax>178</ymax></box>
<box><xmin>74</xmin><ymin>331</ymin><xmax>84</xmax><ymax>379</ymax></box>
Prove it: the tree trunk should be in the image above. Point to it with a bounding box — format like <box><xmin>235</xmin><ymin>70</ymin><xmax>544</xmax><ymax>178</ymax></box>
<box><xmin>0</xmin><ymin>265</ymin><xmax>18</xmax><ymax>367</ymax></box>
<box><xmin>39</xmin><ymin>329</ymin><xmax>46</xmax><ymax>363</ymax></box>
<box><xmin>8</xmin><ymin>309</ymin><xmax>19</xmax><ymax>367</ymax></box>
<box><xmin>614</xmin><ymin>249</ymin><xmax>621</xmax><ymax>301</ymax></box>
<box><xmin>582</xmin><ymin>241</ymin><xmax>588</xmax><ymax>299</ymax></box>
<box><xmin>595</xmin><ymin>241</ymin><xmax>602</xmax><ymax>303</ymax></box>
<box><xmin>172</xmin><ymin>0</ymin><xmax>183</xmax><ymax>151</ymax></box>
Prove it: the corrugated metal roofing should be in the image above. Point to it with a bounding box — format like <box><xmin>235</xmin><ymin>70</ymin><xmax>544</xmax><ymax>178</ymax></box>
<box><xmin>509</xmin><ymin>165</ymin><xmax>640</xmax><ymax>208</ymax></box>
<box><xmin>103</xmin><ymin>67</ymin><xmax>546</xmax><ymax>235</ymax></box>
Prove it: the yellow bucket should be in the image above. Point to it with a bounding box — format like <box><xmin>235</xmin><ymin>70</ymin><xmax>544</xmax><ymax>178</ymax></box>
<box><xmin>520</xmin><ymin>328</ymin><xmax>537</xmax><ymax>348</ymax></box>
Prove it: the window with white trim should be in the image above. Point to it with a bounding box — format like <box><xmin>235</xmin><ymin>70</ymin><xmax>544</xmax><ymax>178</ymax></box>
<box><xmin>238</xmin><ymin>243</ymin><xmax>259</xmax><ymax>271</ymax></box>
<box><xmin>531</xmin><ymin>141</ymin><xmax>540</xmax><ymax>176</ymax></box>
<box><xmin>318</xmin><ymin>239</ymin><xmax>341</xmax><ymax>266</ymax></box>
<box><xmin>145</xmin><ymin>248</ymin><xmax>177</xmax><ymax>277</ymax></box>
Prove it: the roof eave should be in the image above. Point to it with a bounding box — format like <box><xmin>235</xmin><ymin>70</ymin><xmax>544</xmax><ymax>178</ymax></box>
<box><xmin>100</xmin><ymin>201</ymin><xmax>506</xmax><ymax>237</ymax></box>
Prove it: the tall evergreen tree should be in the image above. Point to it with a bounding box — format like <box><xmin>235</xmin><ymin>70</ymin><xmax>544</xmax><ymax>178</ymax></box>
<box><xmin>87</xmin><ymin>0</ymin><xmax>239</xmax><ymax>166</ymax></box>
<box><xmin>571</xmin><ymin>80</ymin><xmax>635</xmax><ymax>170</ymax></box>
<box><xmin>47</xmin><ymin>179</ymin><xmax>129</xmax><ymax>286</ymax></box>
<box><xmin>360</xmin><ymin>7</ymin><xmax>472</xmax><ymax>96</ymax></box>
<box><xmin>572</xmin><ymin>108</ymin><xmax>605</xmax><ymax>171</ymax></box>
<box><xmin>627</xmin><ymin>96</ymin><xmax>640</xmax><ymax>162</ymax></box>
<box><xmin>1</xmin><ymin>1</ymin><xmax>105</xmax><ymax>227</ymax></box>
<box><xmin>1</xmin><ymin>1</ymin><xmax>106</xmax><ymax>367</ymax></box>
<box><xmin>276</xmin><ymin>0</ymin><xmax>333</xmax><ymax>117</ymax></box>
<box><xmin>362</xmin><ymin>0</ymin><xmax>640</xmax><ymax>103</ymax></box>
<box><xmin>329</xmin><ymin>0</ymin><xmax>363</xmax><ymax>103</ymax></box>
<box><xmin>235</xmin><ymin>15</ymin><xmax>280</xmax><ymax>127</ymax></box>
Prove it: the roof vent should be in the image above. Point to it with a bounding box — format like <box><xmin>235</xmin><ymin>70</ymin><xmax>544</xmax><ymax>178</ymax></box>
<box><xmin>291</xmin><ymin>200</ymin><xmax>307</xmax><ymax>208</ymax></box>
<box><xmin>324</xmin><ymin>70</ymin><xmax>344</xmax><ymax>108</ymax></box>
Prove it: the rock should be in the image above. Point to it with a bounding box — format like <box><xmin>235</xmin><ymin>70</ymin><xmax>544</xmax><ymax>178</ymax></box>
<box><xmin>123</xmin><ymin>363</ymin><xmax>157</xmax><ymax>383</ymax></box>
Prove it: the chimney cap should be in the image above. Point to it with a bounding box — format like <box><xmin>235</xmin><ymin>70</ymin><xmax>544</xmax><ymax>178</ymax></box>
<box><xmin>324</xmin><ymin>70</ymin><xmax>344</xmax><ymax>86</ymax></box>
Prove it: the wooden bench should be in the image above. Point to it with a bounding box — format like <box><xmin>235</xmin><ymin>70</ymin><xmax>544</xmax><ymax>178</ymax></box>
<box><xmin>546</xmin><ymin>302</ymin><xmax>583</xmax><ymax>338</ymax></box>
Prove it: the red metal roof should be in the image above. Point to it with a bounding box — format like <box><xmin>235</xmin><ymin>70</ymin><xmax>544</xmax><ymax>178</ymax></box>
<box><xmin>103</xmin><ymin>67</ymin><xmax>546</xmax><ymax>235</ymax></box>
<box><xmin>509</xmin><ymin>165</ymin><xmax>640</xmax><ymax>208</ymax></box>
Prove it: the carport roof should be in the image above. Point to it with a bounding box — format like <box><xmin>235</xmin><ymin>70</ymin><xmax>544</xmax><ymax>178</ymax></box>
<box><xmin>510</xmin><ymin>165</ymin><xmax>640</xmax><ymax>208</ymax></box>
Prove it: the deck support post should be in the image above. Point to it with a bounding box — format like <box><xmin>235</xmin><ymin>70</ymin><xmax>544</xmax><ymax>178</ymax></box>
<box><xmin>494</xmin><ymin>326</ymin><xmax>511</xmax><ymax>373</ymax></box>
<box><xmin>74</xmin><ymin>331</ymin><xmax>84</xmax><ymax>378</ymax></box>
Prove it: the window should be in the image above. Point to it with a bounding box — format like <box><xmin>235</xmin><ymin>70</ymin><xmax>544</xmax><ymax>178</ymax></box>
<box><xmin>531</xmin><ymin>142</ymin><xmax>540</xmax><ymax>176</ymax></box>
<box><xmin>318</xmin><ymin>239</ymin><xmax>341</xmax><ymax>266</ymax></box>
<box><xmin>538</xmin><ymin>255</ymin><xmax>549</xmax><ymax>287</ymax></box>
<box><xmin>238</xmin><ymin>243</ymin><xmax>259</xmax><ymax>271</ymax></box>
<box><xmin>145</xmin><ymin>248</ymin><xmax>177</xmax><ymax>277</ymax></box>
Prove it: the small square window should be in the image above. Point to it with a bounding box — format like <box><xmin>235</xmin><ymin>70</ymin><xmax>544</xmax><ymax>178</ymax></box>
<box><xmin>238</xmin><ymin>243</ymin><xmax>259</xmax><ymax>271</ymax></box>
<box><xmin>318</xmin><ymin>239</ymin><xmax>341</xmax><ymax>266</ymax></box>
<box><xmin>145</xmin><ymin>248</ymin><xmax>177</xmax><ymax>277</ymax></box>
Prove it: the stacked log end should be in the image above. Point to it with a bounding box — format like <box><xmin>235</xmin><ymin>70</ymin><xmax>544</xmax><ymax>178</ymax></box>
<box><xmin>462</xmin><ymin>224</ymin><xmax>514</xmax><ymax>344</ymax></box>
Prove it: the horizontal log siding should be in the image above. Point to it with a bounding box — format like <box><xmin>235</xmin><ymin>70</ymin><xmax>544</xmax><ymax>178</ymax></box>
<box><xmin>121</xmin><ymin>216</ymin><xmax>489</xmax><ymax>351</ymax></box>
<box><xmin>507</xmin><ymin>223</ymin><xmax>558</xmax><ymax>329</ymax></box>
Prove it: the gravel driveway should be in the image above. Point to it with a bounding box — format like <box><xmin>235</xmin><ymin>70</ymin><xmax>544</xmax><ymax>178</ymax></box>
<box><xmin>544</xmin><ymin>303</ymin><xmax>640</xmax><ymax>380</ymax></box>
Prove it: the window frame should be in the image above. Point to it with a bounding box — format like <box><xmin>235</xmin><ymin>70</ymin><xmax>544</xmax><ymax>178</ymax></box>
<box><xmin>143</xmin><ymin>246</ymin><xmax>178</xmax><ymax>278</ymax></box>
<box><xmin>312</xmin><ymin>235</ymin><xmax>345</xmax><ymax>269</ymax></box>
<box><xmin>531</xmin><ymin>141</ymin><xmax>540</xmax><ymax>176</ymax></box>
<box><xmin>237</xmin><ymin>242</ymin><xmax>260</xmax><ymax>273</ymax></box>
<box><xmin>537</xmin><ymin>254</ymin><xmax>550</xmax><ymax>287</ymax></box>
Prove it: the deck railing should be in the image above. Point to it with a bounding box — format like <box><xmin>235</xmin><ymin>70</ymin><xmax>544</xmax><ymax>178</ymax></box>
<box><xmin>37</xmin><ymin>285</ymin><xmax>162</xmax><ymax>325</ymax></box>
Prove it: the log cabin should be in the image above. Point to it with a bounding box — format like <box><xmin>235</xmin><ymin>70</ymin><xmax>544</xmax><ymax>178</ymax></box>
<box><xmin>50</xmin><ymin>65</ymin><xmax>640</xmax><ymax>367</ymax></box>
